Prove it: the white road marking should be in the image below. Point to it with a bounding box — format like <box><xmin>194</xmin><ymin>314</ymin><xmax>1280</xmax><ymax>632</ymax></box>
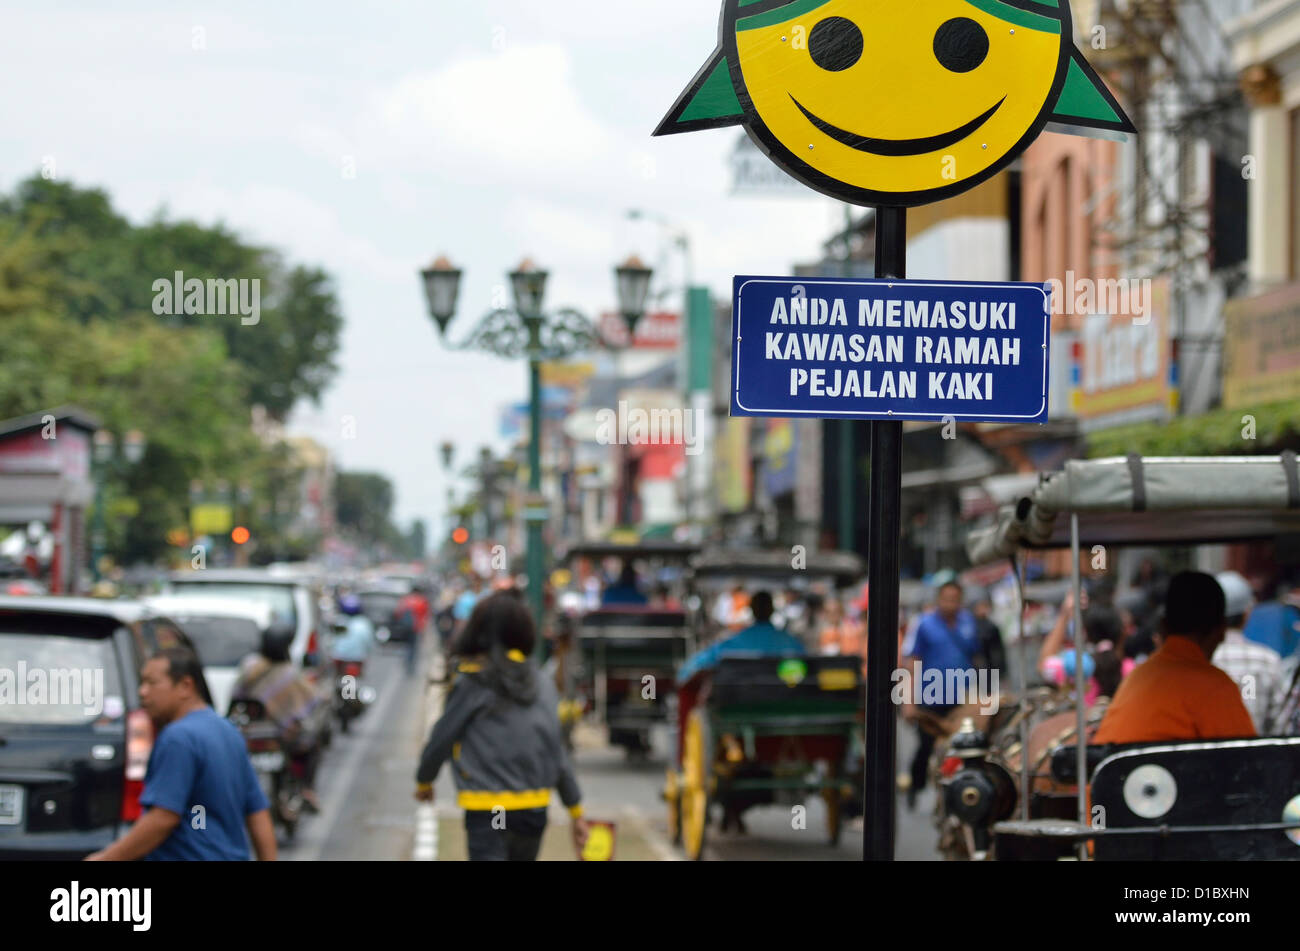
<box><xmin>292</xmin><ymin>657</ymin><xmax>404</xmax><ymax>862</ymax></box>
<box><xmin>413</xmin><ymin>803</ymin><xmax>438</xmax><ymax>861</ymax></box>
<box><xmin>621</xmin><ymin>805</ymin><xmax>680</xmax><ymax>862</ymax></box>
<box><xmin>413</xmin><ymin>651</ymin><xmax>449</xmax><ymax>860</ymax></box>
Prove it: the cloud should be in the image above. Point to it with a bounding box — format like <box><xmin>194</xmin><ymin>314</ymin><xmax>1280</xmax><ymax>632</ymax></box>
<box><xmin>1</xmin><ymin>1</ymin><xmax>848</xmax><ymax>530</ymax></box>
<box><xmin>371</xmin><ymin>44</ymin><xmax>615</xmax><ymax>188</ymax></box>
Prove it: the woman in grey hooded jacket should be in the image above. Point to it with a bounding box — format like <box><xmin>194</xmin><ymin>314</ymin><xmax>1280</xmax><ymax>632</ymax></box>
<box><xmin>415</xmin><ymin>589</ymin><xmax>588</xmax><ymax>860</ymax></box>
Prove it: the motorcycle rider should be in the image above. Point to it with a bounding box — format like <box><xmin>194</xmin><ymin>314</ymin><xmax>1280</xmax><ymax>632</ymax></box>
<box><xmin>229</xmin><ymin>625</ymin><xmax>330</xmax><ymax>813</ymax></box>
<box><xmin>332</xmin><ymin>593</ymin><xmax>376</xmax><ymax>665</ymax></box>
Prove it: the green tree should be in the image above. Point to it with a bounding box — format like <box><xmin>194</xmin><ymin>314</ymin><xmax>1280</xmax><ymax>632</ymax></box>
<box><xmin>407</xmin><ymin>519</ymin><xmax>427</xmax><ymax>560</ymax></box>
<box><xmin>335</xmin><ymin>471</ymin><xmax>397</xmax><ymax>543</ymax></box>
<box><xmin>0</xmin><ymin>174</ymin><xmax>346</xmax><ymax>564</ymax></box>
<box><xmin>4</xmin><ymin>176</ymin><xmax>342</xmax><ymax>419</ymax></box>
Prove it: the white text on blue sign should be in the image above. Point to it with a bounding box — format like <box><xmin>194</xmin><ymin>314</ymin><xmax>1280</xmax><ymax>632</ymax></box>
<box><xmin>731</xmin><ymin>277</ymin><xmax>1051</xmax><ymax>423</ymax></box>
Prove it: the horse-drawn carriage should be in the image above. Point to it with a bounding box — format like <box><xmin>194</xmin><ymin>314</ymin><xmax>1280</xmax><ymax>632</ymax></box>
<box><xmin>665</xmin><ymin>547</ymin><xmax>865</xmax><ymax>859</ymax></box>
<box><xmin>942</xmin><ymin>454</ymin><xmax>1300</xmax><ymax>860</ymax></box>
<box><xmin>557</xmin><ymin>541</ymin><xmax>699</xmax><ymax>757</ymax></box>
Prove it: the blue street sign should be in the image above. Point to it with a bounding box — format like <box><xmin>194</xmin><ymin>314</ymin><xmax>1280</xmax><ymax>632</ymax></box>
<box><xmin>731</xmin><ymin>276</ymin><xmax>1051</xmax><ymax>424</ymax></box>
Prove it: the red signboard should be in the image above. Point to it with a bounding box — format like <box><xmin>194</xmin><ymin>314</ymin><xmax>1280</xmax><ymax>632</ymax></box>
<box><xmin>598</xmin><ymin>311</ymin><xmax>680</xmax><ymax>349</ymax></box>
<box><xmin>0</xmin><ymin>428</ymin><xmax>91</xmax><ymax>479</ymax></box>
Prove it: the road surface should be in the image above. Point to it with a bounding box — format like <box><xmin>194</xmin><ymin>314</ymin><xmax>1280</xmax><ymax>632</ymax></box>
<box><xmin>280</xmin><ymin>644</ymin><xmax>942</xmax><ymax>861</ymax></box>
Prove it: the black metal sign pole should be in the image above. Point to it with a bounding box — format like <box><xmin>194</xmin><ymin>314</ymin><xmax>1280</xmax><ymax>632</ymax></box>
<box><xmin>863</xmin><ymin>205</ymin><xmax>906</xmax><ymax>861</ymax></box>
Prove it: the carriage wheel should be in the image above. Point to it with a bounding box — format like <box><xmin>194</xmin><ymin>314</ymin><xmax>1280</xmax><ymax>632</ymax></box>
<box><xmin>823</xmin><ymin>780</ymin><xmax>843</xmax><ymax>847</ymax></box>
<box><xmin>680</xmin><ymin>709</ymin><xmax>709</xmax><ymax>860</ymax></box>
<box><xmin>664</xmin><ymin>768</ymin><xmax>682</xmax><ymax>845</ymax></box>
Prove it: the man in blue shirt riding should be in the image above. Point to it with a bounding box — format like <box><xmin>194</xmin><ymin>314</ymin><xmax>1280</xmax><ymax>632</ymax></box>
<box><xmin>678</xmin><ymin>590</ymin><xmax>804</xmax><ymax>683</ymax></box>
<box><xmin>601</xmin><ymin>562</ymin><xmax>649</xmax><ymax>606</ymax></box>
<box><xmin>676</xmin><ymin>589</ymin><xmax>804</xmax><ymax>835</ymax></box>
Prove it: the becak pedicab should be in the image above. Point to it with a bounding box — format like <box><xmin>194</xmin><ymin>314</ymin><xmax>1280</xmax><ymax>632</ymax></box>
<box><xmin>558</xmin><ymin>541</ymin><xmax>699</xmax><ymax>758</ymax></box>
<box><xmin>666</xmin><ymin>548</ymin><xmax>865</xmax><ymax>859</ymax></box>
<box><xmin>955</xmin><ymin>454</ymin><xmax>1300</xmax><ymax>860</ymax></box>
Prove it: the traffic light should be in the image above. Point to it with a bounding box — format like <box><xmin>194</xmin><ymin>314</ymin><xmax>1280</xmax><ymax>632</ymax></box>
<box><xmin>451</xmin><ymin>526</ymin><xmax>469</xmax><ymax>545</ymax></box>
<box><xmin>231</xmin><ymin>526</ymin><xmax>251</xmax><ymax>545</ymax></box>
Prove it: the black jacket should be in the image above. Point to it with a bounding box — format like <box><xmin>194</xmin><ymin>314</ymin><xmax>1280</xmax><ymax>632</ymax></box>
<box><xmin>416</xmin><ymin>653</ymin><xmax>582</xmax><ymax>812</ymax></box>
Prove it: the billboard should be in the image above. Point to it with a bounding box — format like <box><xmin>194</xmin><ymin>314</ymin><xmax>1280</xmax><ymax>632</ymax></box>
<box><xmin>762</xmin><ymin>418</ymin><xmax>797</xmax><ymax>498</ymax></box>
<box><xmin>715</xmin><ymin>417</ymin><xmax>752</xmax><ymax>514</ymax></box>
<box><xmin>597</xmin><ymin>310</ymin><xmax>680</xmax><ymax>350</ymax></box>
<box><xmin>1071</xmin><ymin>277</ymin><xmax>1171</xmax><ymax>429</ymax></box>
<box><xmin>1223</xmin><ymin>281</ymin><xmax>1300</xmax><ymax>410</ymax></box>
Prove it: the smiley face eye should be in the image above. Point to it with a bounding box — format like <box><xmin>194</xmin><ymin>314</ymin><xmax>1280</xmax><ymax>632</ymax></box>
<box><xmin>933</xmin><ymin>17</ymin><xmax>989</xmax><ymax>73</ymax></box>
<box><xmin>808</xmin><ymin>16</ymin><xmax>863</xmax><ymax>72</ymax></box>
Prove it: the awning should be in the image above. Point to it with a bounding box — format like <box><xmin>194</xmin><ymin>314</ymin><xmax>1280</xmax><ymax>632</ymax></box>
<box><xmin>558</xmin><ymin>539</ymin><xmax>701</xmax><ymax>564</ymax></box>
<box><xmin>690</xmin><ymin>548</ymin><xmax>864</xmax><ymax>585</ymax></box>
<box><xmin>965</xmin><ymin>454</ymin><xmax>1300</xmax><ymax>563</ymax></box>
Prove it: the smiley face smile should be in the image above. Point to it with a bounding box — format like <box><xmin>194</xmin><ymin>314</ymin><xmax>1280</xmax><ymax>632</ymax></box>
<box><xmin>789</xmin><ymin>95</ymin><xmax>1006</xmax><ymax>157</ymax></box>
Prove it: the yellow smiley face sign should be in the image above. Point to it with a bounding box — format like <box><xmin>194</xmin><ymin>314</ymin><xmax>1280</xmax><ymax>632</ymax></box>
<box><xmin>654</xmin><ymin>0</ymin><xmax>1135</xmax><ymax>206</ymax></box>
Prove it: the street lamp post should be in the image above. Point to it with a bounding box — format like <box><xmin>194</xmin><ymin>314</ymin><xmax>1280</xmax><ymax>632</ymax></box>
<box><xmin>91</xmin><ymin>431</ymin><xmax>113</xmax><ymax>584</ymax></box>
<box><xmin>438</xmin><ymin>440</ymin><xmax>456</xmax><ymax>544</ymax></box>
<box><xmin>420</xmin><ymin>254</ymin><xmax>651</xmax><ymax>651</ymax></box>
<box><xmin>90</xmin><ymin>429</ymin><xmax>147</xmax><ymax>584</ymax></box>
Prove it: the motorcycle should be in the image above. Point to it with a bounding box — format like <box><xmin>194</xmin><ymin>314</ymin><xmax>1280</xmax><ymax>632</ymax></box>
<box><xmin>931</xmin><ymin>687</ymin><xmax>1107</xmax><ymax>860</ymax></box>
<box><xmin>332</xmin><ymin>658</ymin><xmax>378</xmax><ymax>732</ymax></box>
<box><xmin>228</xmin><ymin>698</ymin><xmax>307</xmax><ymax>842</ymax></box>
<box><xmin>328</xmin><ymin>614</ymin><xmax>378</xmax><ymax>731</ymax></box>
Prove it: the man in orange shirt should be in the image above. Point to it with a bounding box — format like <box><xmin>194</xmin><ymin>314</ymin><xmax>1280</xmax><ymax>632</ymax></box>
<box><xmin>1092</xmin><ymin>571</ymin><xmax>1256</xmax><ymax>745</ymax></box>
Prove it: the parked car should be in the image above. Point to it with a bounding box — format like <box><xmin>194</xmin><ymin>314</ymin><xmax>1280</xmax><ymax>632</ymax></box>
<box><xmin>165</xmin><ymin>569</ymin><xmax>324</xmax><ymax>671</ymax></box>
<box><xmin>142</xmin><ymin>595</ymin><xmax>275</xmax><ymax>717</ymax></box>
<box><xmin>0</xmin><ymin>595</ymin><xmax>202</xmax><ymax>859</ymax></box>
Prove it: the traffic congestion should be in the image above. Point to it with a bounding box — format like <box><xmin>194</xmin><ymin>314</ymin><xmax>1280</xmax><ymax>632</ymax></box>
<box><xmin>4</xmin><ymin>518</ymin><xmax>1299</xmax><ymax>866</ymax></box>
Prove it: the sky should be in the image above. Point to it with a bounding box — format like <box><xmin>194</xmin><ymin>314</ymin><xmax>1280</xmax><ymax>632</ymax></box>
<box><xmin>0</xmin><ymin>0</ymin><xmax>847</xmax><ymax>531</ymax></box>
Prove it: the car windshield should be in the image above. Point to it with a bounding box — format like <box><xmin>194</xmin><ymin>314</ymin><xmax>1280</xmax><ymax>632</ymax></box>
<box><xmin>170</xmin><ymin>583</ymin><xmax>298</xmax><ymax>630</ymax></box>
<box><xmin>169</xmin><ymin>615</ymin><xmax>261</xmax><ymax>667</ymax></box>
<box><xmin>0</xmin><ymin>632</ymin><xmax>124</xmax><ymax>725</ymax></box>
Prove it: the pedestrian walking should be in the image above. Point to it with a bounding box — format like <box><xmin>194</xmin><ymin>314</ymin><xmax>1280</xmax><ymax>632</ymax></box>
<box><xmin>87</xmin><ymin>647</ymin><xmax>276</xmax><ymax>861</ymax></box>
<box><xmin>395</xmin><ymin>583</ymin><xmax>432</xmax><ymax>676</ymax></box>
<box><xmin>415</xmin><ymin>590</ymin><xmax>589</xmax><ymax>860</ymax></box>
<box><xmin>900</xmin><ymin>581</ymin><xmax>980</xmax><ymax>811</ymax></box>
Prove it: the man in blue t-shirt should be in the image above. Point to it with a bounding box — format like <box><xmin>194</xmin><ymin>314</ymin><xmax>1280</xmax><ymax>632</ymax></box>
<box><xmin>86</xmin><ymin>647</ymin><xmax>275</xmax><ymax>861</ymax></box>
<box><xmin>900</xmin><ymin>581</ymin><xmax>980</xmax><ymax>810</ymax></box>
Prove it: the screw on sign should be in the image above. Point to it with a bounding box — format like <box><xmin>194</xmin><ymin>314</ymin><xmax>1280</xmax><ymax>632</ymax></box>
<box><xmin>654</xmin><ymin>0</ymin><xmax>1135</xmax><ymax>206</ymax></box>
